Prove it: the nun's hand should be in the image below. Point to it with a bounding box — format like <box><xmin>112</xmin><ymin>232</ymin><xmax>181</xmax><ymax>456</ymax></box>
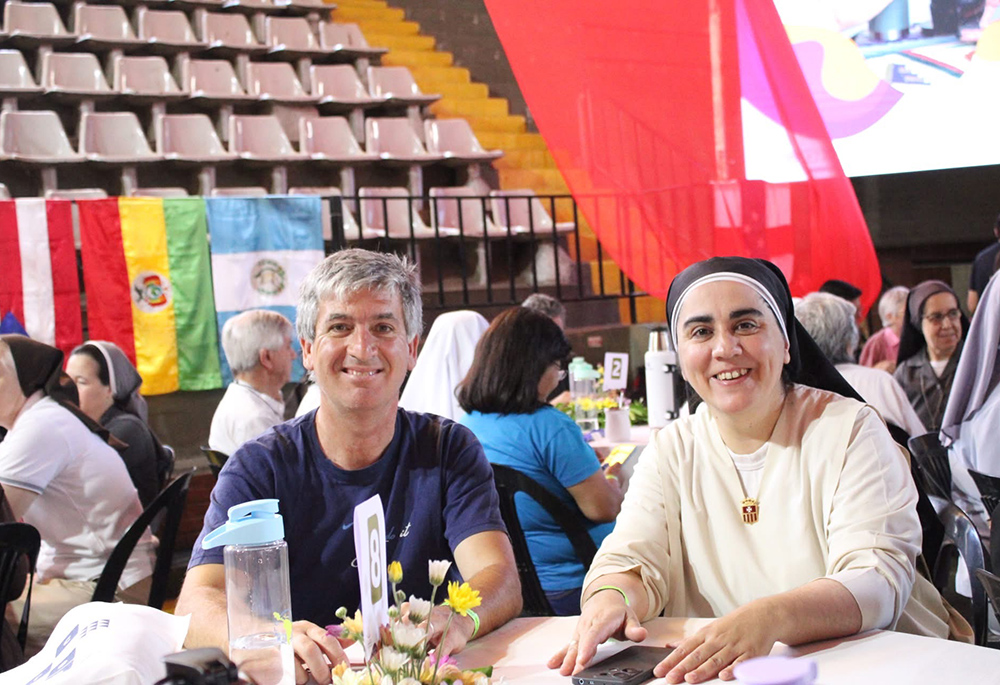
<box><xmin>547</xmin><ymin>588</ymin><xmax>647</xmax><ymax>676</ymax></box>
<box><xmin>654</xmin><ymin>603</ymin><xmax>777</xmax><ymax>683</ymax></box>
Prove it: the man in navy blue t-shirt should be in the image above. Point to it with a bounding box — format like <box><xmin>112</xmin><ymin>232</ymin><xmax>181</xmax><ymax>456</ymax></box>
<box><xmin>176</xmin><ymin>249</ymin><xmax>521</xmax><ymax>684</ymax></box>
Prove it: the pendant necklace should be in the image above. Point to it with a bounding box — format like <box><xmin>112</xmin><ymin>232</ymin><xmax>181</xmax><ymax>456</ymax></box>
<box><xmin>741</xmin><ymin>496</ymin><xmax>759</xmax><ymax>525</ymax></box>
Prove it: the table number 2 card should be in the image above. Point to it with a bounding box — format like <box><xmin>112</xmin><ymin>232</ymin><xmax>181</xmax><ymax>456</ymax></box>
<box><xmin>353</xmin><ymin>494</ymin><xmax>389</xmax><ymax>658</ymax></box>
<box><xmin>603</xmin><ymin>352</ymin><xmax>629</xmax><ymax>391</ymax></box>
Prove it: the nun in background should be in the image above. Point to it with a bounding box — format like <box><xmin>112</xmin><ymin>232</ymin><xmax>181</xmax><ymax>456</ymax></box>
<box><xmin>940</xmin><ymin>271</ymin><xmax>1000</xmax><ymax>537</ymax></box>
<box><xmin>66</xmin><ymin>341</ymin><xmax>171</xmax><ymax>507</ymax></box>
<box><xmin>894</xmin><ymin>281</ymin><xmax>968</xmax><ymax>433</ymax></box>
<box><xmin>398</xmin><ymin>310</ymin><xmax>489</xmax><ymax>422</ymax></box>
<box><xmin>551</xmin><ymin>257</ymin><xmax>966</xmax><ymax>685</ymax></box>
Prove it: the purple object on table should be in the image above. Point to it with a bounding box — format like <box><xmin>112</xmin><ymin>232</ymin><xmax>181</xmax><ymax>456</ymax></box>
<box><xmin>733</xmin><ymin>656</ymin><xmax>817</xmax><ymax>685</ymax></box>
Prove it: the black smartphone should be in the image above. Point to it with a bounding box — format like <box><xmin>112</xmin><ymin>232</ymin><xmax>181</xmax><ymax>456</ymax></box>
<box><xmin>571</xmin><ymin>645</ymin><xmax>673</xmax><ymax>685</ymax></box>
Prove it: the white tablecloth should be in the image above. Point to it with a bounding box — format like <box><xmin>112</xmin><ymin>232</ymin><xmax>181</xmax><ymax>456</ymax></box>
<box><xmin>456</xmin><ymin>617</ymin><xmax>1000</xmax><ymax>684</ymax></box>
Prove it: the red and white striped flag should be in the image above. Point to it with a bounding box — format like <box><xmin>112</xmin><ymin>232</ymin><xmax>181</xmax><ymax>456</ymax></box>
<box><xmin>0</xmin><ymin>198</ymin><xmax>83</xmax><ymax>356</ymax></box>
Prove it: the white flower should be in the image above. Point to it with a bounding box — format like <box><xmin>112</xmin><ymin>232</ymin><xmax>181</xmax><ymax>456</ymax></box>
<box><xmin>379</xmin><ymin>676</ymin><xmax>394</xmax><ymax>685</ymax></box>
<box><xmin>331</xmin><ymin>670</ymin><xmax>363</xmax><ymax>685</ymax></box>
<box><xmin>379</xmin><ymin>647</ymin><xmax>409</xmax><ymax>674</ymax></box>
<box><xmin>393</xmin><ymin>622</ymin><xmax>426</xmax><ymax>650</ymax></box>
<box><xmin>407</xmin><ymin>596</ymin><xmax>432</xmax><ymax>623</ymax></box>
<box><xmin>428</xmin><ymin>559</ymin><xmax>452</xmax><ymax>586</ymax></box>
<box><xmin>397</xmin><ymin>679</ymin><xmax>421</xmax><ymax>685</ymax></box>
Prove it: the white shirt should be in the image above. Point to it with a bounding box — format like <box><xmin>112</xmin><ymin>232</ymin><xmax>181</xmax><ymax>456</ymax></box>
<box><xmin>836</xmin><ymin>363</ymin><xmax>927</xmax><ymax>438</ymax></box>
<box><xmin>0</xmin><ymin>396</ymin><xmax>154</xmax><ymax>587</ymax></box>
<box><xmin>208</xmin><ymin>380</ymin><xmax>285</xmax><ymax>455</ymax></box>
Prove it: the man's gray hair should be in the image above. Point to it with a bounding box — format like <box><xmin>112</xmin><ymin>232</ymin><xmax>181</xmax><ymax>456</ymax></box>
<box><xmin>522</xmin><ymin>293</ymin><xmax>565</xmax><ymax>322</ymax></box>
<box><xmin>222</xmin><ymin>310</ymin><xmax>294</xmax><ymax>375</ymax></box>
<box><xmin>794</xmin><ymin>292</ymin><xmax>859</xmax><ymax>365</ymax></box>
<box><xmin>877</xmin><ymin>286</ymin><xmax>909</xmax><ymax>327</ymax></box>
<box><xmin>296</xmin><ymin>248</ymin><xmax>422</xmax><ymax>343</ymax></box>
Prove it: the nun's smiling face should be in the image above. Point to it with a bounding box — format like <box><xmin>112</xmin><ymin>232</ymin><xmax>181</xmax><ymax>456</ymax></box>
<box><xmin>920</xmin><ymin>291</ymin><xmax>961</xmax><ymax>362</ymax></box>
<box><xmin>677</xmin><ymin>280</ymin><xmax>790</xmax><ymax>422</ymax></box>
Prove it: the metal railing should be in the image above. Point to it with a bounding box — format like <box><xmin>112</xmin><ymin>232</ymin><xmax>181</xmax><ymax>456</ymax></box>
<box><xmin>323</xmin><ymin>191</ymin><xmax>648</xmax><ymax>323</ymax></box>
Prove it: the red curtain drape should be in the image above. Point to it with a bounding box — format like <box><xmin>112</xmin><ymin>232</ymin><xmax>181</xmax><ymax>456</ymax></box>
<box><xmin>484</xmin><ymin>0</ymin><xmax>881</xmax><ymax>312</ymax></box>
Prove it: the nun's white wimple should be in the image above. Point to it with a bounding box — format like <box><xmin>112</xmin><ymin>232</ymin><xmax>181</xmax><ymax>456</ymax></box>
<box><xmin>669</xmin><ymin>272</ymin><xmax>789</xmax><ymax>349</ymax></box>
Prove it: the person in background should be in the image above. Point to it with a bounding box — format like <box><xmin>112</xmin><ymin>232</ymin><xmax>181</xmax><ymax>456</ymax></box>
<box><xmin>859</xmin><ymin>286</ymin><xmax>909</xmax><ymax>373</ymax></box>
<box><xmin>795</xmin><ymin>292</ymin><xmax>925</xmax><ymax>438</ymax></box>
<box><xmin>523</xmin><ymin>293</ymin><xmax>571</xmax><ymax>403</ymax></box>
<box><xmin>209</xmin><ymin>310</ymin><xmax>297</xmax><ymax>455</ymax></box>
<box><xmin>522</xmin><ymin>293</ymin><xmax>566</xmax><ymax>330</ymax></box>
<box><xmin>458</xmin><ymin>308</ymin><xmax>622</xmax><ymax>615</ymax></box>
<box><xmin>551</xmin><ymin>257</ymin><xmax>963</xmax><ymax>684</ymax></box>
<box><xmin>0</xmin><ymin>335</ymin><xmax>153</xmax><ymax>655</ymax></box>
<box><xmin>819</xmin><ymin>279</ymin><xmax>863</xmax><ymax>324</ymax></box>
<box><xmin>967</xmin><ymin>213</ymin><xmax>1000</xmax><ymax>314</ymax></box>
<box><xmin>66</xmin><ymin>341</ymin><xmax>171</xmax><ymax>507</ymax></box>
<box><xmin>894</xmin><ymin>281</ymin><xmax>968</xmax><ymax>433</ymax></box>
<box><xmin>398</xmin><ymin>310</ymin><xmax>489</xmax><ymax>422</ymax></box>
<box><xmin>177</xmin><ymin>249</ymin><xmax>520</xmax><ymax>685</ymax></box>
<box><xmin>940</xmin><ymin>271</ymin><xmax>1000</xmax><ymax>537</ymax></box>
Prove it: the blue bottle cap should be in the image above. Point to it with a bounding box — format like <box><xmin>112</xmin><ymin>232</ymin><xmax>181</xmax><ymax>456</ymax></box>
<box><xmin>202</xmin><ymin>498</ymin><xmax>285</xmax><ymax>549</ymax></box>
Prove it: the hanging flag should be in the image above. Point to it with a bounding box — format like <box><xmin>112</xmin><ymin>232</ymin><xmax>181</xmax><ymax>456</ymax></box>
<box><xmin>205</xmin><ymin>196</ymin><xmax>324</xmax><ymax>383</ymax></box>
<box><xmin>77</xmin><ymin>197</ymin><xmax>222</xmax><ymax>395</ymax></box>
<box><xmin>483</xmin><ymin>0</ymin><xmax>881</xmax><ymax>313</ymax></box>
<box><xmin>0</xmin><ymin>198</ymin><xmax>83</xmax><ymax>356</ymax></box>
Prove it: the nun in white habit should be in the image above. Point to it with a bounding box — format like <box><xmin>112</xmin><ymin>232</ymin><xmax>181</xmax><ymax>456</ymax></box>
<box><xmin>398</xmin><ymin>310</ymin><xmax>489</xmax><ymax>422</ymax></box>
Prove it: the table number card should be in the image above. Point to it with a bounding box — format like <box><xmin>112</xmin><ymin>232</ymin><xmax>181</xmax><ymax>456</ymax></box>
<box><xmin>603</xmin><ymin>352</ymin><xmax>629</xmax><ymax>391</ymax></box>
<box><xmin>353</xmin><ymin>494</ymin><xmax>389</xmax><ymax>658</ymax></box>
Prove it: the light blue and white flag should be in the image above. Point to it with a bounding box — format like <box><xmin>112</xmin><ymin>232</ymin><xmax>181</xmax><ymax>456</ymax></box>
<box><xmin>206</xmin><ymin>196</ymin><xmax>324</xmax><ymax>383</ymax></box>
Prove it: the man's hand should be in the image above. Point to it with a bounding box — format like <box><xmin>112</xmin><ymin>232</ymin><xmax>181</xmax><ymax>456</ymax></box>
<box><xmin>289</xmin><ymin>620</ymin><xmax>348</xmax><ymax>685</ymax></box>
<box><xmin>425</xmin><ymin>604</ymin><xmax>475</xmax><ymax>657</ymax></box>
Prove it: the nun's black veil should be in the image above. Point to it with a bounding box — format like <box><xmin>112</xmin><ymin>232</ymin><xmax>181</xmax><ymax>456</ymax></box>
<box><xmin>666</xmin><ymin>257</ymin><xmax>863</xmax><ymax>402</ymax></box>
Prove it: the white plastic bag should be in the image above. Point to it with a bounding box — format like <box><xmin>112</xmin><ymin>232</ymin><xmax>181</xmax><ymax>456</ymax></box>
<box><xmin>0</xmin><ymin>602</ymin><xmax>190</xmax><ymax>685</ymax></box>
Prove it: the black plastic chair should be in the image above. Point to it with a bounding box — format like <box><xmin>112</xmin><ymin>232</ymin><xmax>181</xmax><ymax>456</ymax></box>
<box><xmin>968</xmin><ymin>469</ymin><xmax>1000</xmax><ymax>523</ymax></box>
<box><xmin>490</xmin><ymin>464</ymin><xmax>598</xmax><ymax>616</ymax></box>
<box><xmin>908</xmin><ymin>432</ymin><xmax>952</xmax><ymax>502</ymax></box>
<box><xmin>92</xmin><ymin>470</ymin><xmax>193</xmax><ymax>610</ymax></box>
<box><xmin>200</xmin><ymin>446</ymin><xmax>229</xmax><ymax>478</ymax></box>
<box><xmin>887</xmin><ymin>424</ymin><xmax>943</xmax><ymax>573</ymax></box>
<box><xmin>974</xmin><ymin>568</ymin><xmax>1000</xmax><ymax>648</ymax></box>
<box><xmin>933</xmin><ymin>503</ymin><xmax>989</xmax><ymax>646</ymax></box>
<box><xmin>0</xmin><ymin>522</ymin><xmax>40</xmax><ymax>667</ymax></box>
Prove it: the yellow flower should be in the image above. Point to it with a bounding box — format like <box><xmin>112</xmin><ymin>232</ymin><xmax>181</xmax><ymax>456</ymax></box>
<box><xmin>443</xmin><ymin>581</ymin><xmax>481</xmax><ymax>617</ymax></box>
<box><xmin>388</xmin><ymin>560</ymin><xmax>403</xmax><ymax>584</ymax></box>
<box><xmin>342</xmin><ymin>609</ymin><xmax>363</xmax><ymax>636</ymax></box>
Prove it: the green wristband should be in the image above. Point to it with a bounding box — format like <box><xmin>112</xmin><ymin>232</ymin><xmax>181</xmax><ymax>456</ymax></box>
<box><xmin>466</xmin><ymin>608</ymin><xmax>480</xmax><ymax>638</ymax></box>
<box><xmin>594</xmin><ymin>585</ymin><xmax>630</xmax><ymax>607</ymax></box>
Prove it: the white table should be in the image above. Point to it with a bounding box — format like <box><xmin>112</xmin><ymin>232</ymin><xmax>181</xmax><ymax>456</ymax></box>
<box><xmin>455</xmin><ymin>617</ymin><xmax>1000</xmax><ymax>684</ymax></box>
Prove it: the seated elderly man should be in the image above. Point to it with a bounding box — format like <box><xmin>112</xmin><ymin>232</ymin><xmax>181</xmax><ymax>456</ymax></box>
<box><xmin>177</xmin><ymin>249</ymin><xmax>521</xmax><ymax>684</ymax></box>
<box><xmin>795</xmin><ymin>292</ymin><xmax>925</xmax><ymax>438</ymax></box>
<box><xmin>860</xmin><ymin>285</ymin><xmax>909</xmax><ymax>373</ymax></box>
<box><xmin>209</xmin><ymin>310</ymin><xmax>297</xmax><ymax>455</ymax></box>
<box><xmin>0</xmin><ymin>335</ymin><xmax>153</xmax><ymax>655</ymax></box>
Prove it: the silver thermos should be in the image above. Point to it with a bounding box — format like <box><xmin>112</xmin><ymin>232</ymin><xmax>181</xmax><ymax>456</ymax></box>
<box><xmin>645</xmin><ymin>329</ymin><xmax>680</xmax><ymax>428</ymax></box>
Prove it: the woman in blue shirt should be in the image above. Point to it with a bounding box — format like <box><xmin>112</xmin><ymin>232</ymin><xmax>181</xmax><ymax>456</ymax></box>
<box><xmin>458</xmin><ymin>307</ymin><xmax>622</xmax><ymax>615</ymax></box>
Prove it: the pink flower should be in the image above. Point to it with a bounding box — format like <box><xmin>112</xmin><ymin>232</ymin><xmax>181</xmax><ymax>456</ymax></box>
<box><xmin>325</xmin><ymin>624</ymin><xmax>344</xmax><ymax>638</ymax></box>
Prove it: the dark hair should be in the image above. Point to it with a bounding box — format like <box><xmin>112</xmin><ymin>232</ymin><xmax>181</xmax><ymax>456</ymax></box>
<box><xmin>71</xmin><ymin>344</ymin><xmax>110</xmax><ymax>386</ymax></box>
<box><xmin>818</xmin><ymin>279</ymin><xmax>862</xmax><ymax>301</ymax></box>
<box><xmin>457</xmin><ymin>307</ymin><xmax>571</xmax><ymax>415</ymax></box>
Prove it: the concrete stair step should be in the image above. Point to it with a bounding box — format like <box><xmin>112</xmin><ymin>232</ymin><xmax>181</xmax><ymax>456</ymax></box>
<box><xmin>428</xmin><ymin>81</ymin><xmax>490</xmax><ymax>99</ymax></box>
<box><xmin>430</xmin><ymin>97</ymin><xmax>509</xmax><ymax>118</ymax></box>
<box><xmin>475</xmin><ymin>131</ymin><xmax>545</xmax><ymax>149</ymax></box>
<box><xmin>464</xmin><ymin>115</ymin><xmax>526</xmax><ymax>134</ymax></box>
<box><xmin>332</xmin><ymin>5</ymin><xmax>404</xmax><ymax>22</ymax></box>
<box><xmin>362</xmin><ymin>32</ymin><xmax>435</xmax><ymax>51</ymax></box>
<box><xmin>354</xmin><ymin>19</ymin><xmax>421</xmax><ymax>35</ymax></box>
<box><xmin>411</xmin><ymin>65</ymin><xmax>470</xmax><ymax>84</ymax></box>
<box><xmin>499</xmin><ymin>168</ymin><xmax>569</xmax><ymax>191</ymax></box>
<box><xmin>333</xmin><ymin>0</ymin><xmax>388</xmax><ymax>6</ymax></box>
<box><xmin>386</xmin><ymin>50</ymin><xmax>454</xmax><ymax>68</ymax></box>
<box><xmin>492</xmin><ymin>149</ymin><xmax>556</xmax><ymax>169</ymax></box>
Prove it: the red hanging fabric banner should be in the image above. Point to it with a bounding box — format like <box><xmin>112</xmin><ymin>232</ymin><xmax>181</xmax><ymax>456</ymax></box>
<box><xmin>484</xmin><ymin>0</ymin><xmax>881</xmax><ymax>311</ymax></box>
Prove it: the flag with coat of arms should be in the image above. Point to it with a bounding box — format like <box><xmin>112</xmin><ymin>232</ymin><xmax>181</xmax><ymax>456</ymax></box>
<box><xmin>205</xmin><ymin>196</ymin><xmax>324</xmax><ymax>384</ymax></box>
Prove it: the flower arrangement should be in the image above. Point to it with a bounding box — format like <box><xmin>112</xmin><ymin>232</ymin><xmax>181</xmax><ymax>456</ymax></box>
<box><xmin>325</xmin><ymin>559</ymin><xmax>491</xmax><ymax>685</ymax></box>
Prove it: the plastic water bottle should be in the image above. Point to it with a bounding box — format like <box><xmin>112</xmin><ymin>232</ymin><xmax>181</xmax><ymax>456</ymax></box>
<box><xmin>202</xmin><ymin>499</ymin><xmax>294</xmax><ymax>685</ymax></box>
